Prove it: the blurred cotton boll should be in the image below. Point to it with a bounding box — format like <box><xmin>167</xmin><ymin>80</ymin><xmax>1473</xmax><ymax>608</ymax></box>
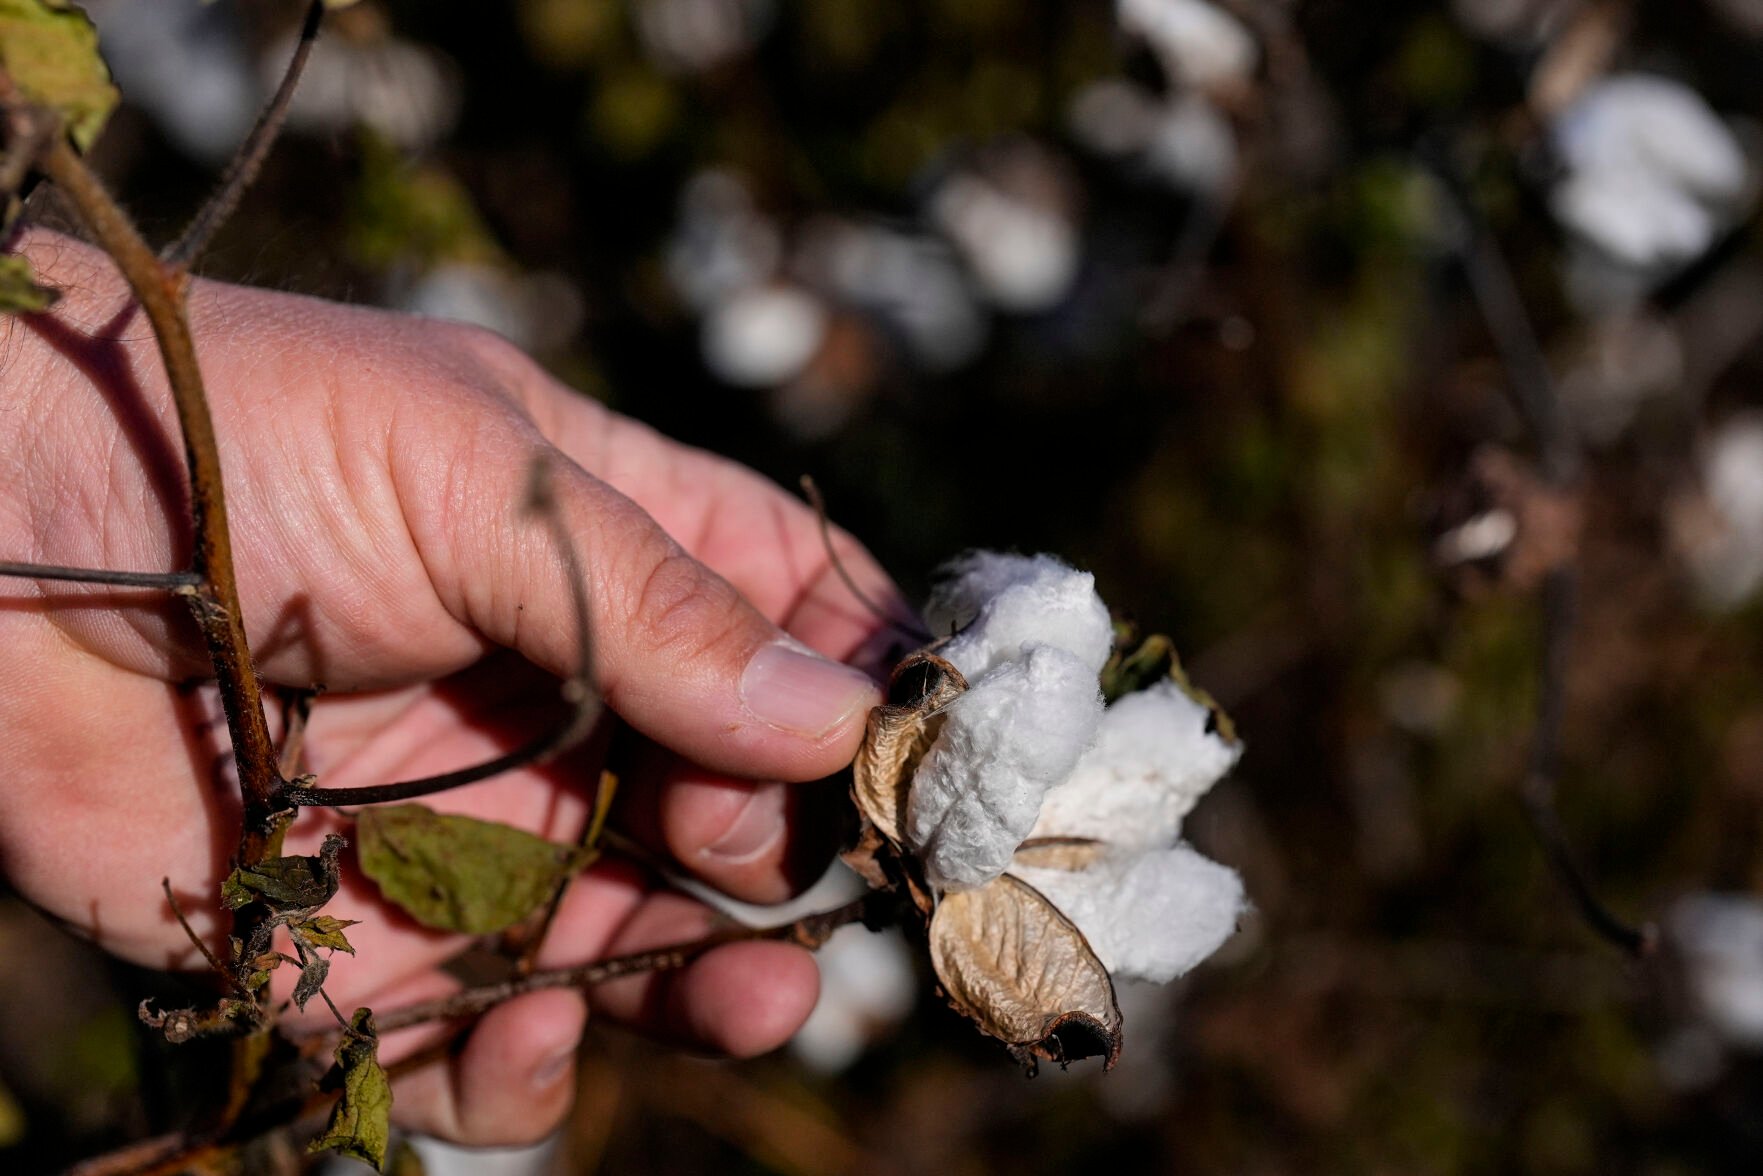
<box><xmin>1068</xmin><ymin>83</ymin><xmax>1237</xmax><ymax>197</ymax></box>
<box><xmin>1450</xmin><ymin>0</ymin><xmax>1578</xmax><ymax>46</ymax></box>
<box><xmin>1144</xmin><ymin>94</ymin><xmax>1238</xmax><ymax>195</ymax></box>
<box><xmin>930</xmin><ymin>168</ymin><xmax>1082</xmax><ymax>314</ymax></box>
<box><xmin>1671</xmin><ymin>413</ymin><xmax>1763</xmax><ymax>610</ymax></box>
<box><xmin>1667</xmin><ymin>893</ymin><xmax>1763</xmax><ymax>1049</ymax></box>
<box><xmin>1557</xmin><ymin>312</ymin><xmax>1684</xmax><ymax>446</ymax></box>
<box><xmin>1116</xmin><ymin>0</ymin><xmax>1258</xmax><ymax>90</ymax></box>
<box><xmin>635</xmin><ymin>0</ymin><xmax>774</xmax><ymax>74</ymax></box>
<box><xmin>83</xmin><ymin>0</ymin><xmax>259</xmax><ymax>165</ymax></box>
<box><xmin>393</xmin><ymin>264</ymin><xmax>585</xmax><ymax>355</ymax></box>
<box><xmin>700</xmin><ymin>283</ymin><xmax>829</xmax><ymax>388</ymax></box>
<box><xmin>790</xmin><ymin>926</ymin><xmax>917</xmax><ymax>1074</ymax></box>
<box><xmin>275</xmin><ymin>28</ymin><xmax>461</xmax><ymax>151</ymax></box>
<box><xmin>796</xmin><ymin>218</ymin><xmax>989</xmax><ymax>372</ymax></box>
<box><xmin>666</xmin><ymin>170</ymin><xmax>783</xmax><ymax>311</ymax></box>
<box><xmin>1550</xmin><ymin>75</ymin><xmax>1751</xmax><ymax>271</ymax></box>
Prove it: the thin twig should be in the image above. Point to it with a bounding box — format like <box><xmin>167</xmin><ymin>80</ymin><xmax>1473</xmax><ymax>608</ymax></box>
<box><xmin>284</xmin><ymin>457</ymin><xmax>600</xmax><ymax>808</ymax></box>
<box><xmin>276</xmin><ymin>686</ymin><xmax>321</xmax><ymax>779</ymax></box>
<box><xmin>516</xmin><ymin>770</ymin><xmax>619</xmax><ymax>975</ymax></box>
<box><xmin>162</xmin><ymin>877</ymin><xmax>229</xmax><ymax>979</ymax></box>
<box><xmin>799</xmin><ymin>476</ymin><xmax>930</xmax><ymax>643</ymax></box>
<box><xmin>1432</xmin><ymin>157</ymin><xmax>1577</xmax><ymax>487</ymax></box>
<box><xmin>166</xmin><ymin>0</ymin><xmax>325</xmax><ymax>267</ymax></box>
<box><xmin>0</xmin><ymin>560</ymin><xmax>200</xmax><ymax>590</ymax></box>
<box><xmin>33</xmin><ymin>122</ymin><xmax>287</xmax><ymax>852</ymax></box>
<box><xmin>361</xmin><ymin>895</ymin><xmax>877</xmax><ymax>1036</ymax></box>
<box><xmin>1517</xmin><ymin>569</ymin><xmax>1654</xmax><ymax>955</ymax></box>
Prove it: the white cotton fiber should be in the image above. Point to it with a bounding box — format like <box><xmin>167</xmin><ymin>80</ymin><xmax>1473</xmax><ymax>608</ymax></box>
<box><xmin>1014</xmin><ymin>845</ymin><xmax>1245</xmax><ymax>983</ymax></box>
<box><xmin>1030</xmin><ymin>679</ymin><xmax>1241</xmax><ymax>851</ymax></box>
<box><xmin>906</xmin><ymin>645</ymin><xmax>1104</xmax><ymax>890</ymax></box>
<box><xmin>925</xmin><ymin>552</ymin><xmax>1114</xmax><ymax>679</ymax></box>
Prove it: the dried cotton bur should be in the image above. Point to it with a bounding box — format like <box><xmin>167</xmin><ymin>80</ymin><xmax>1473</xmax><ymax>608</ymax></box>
<box><xmin>846</xmin><ymin>552</ymin><xmax>1246</xmax><ymax>1072</ymax></box>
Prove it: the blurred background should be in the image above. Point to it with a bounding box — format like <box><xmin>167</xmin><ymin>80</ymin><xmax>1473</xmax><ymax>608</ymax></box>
<box><xmin>8</xmin><ymin>0</ymin><xmax>1763</xmax><ymax>1171</ymax></box>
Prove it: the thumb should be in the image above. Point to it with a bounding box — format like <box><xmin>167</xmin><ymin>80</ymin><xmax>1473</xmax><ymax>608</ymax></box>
<box><xmin>398</xmin><ymin>427</ymin><xmax>881</xmax><ymax>782</ymax></box>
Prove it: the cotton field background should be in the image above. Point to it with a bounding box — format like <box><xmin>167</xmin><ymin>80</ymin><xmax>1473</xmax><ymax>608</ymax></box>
<box><xmin>7</xmin><ymin>0</ymin><xmax>1763</xmax><ymax>1172</ymax></box>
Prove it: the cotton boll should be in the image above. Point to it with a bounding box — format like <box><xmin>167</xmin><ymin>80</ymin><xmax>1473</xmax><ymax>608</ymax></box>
<box><xmin>790</xmin><ymin>927</ymin><xmax>918</xmax><ymax>1073</ymax></box>
<box><xmin>1550</xmin><ymin>75</ymin><xmax>1751</xmax><ymax>269</ymax></box>
<box><xmin>1015</xmin><ymin>845</ymin><xmax>1245</xmax><ymax>983</ymax></box>
<box><xmin>1667</xmin><ymin>892</ymin><xmax>1763</xmax><ymax>1048</ymax></box>
<box><xmin>1676</xmin><ymin>414</ymin><xmax>1763</xmax><ymax>610</ymax></box>
<box><xmin>1066</xmin><ymin>79</ymin><xmax>1161</xmax><ymax>158</ymax></box>
<box><xmin>1030</xmin><ymin>680</ymin><xmax>1241</xmax><ymax>851</ymax></box>
<box><xmin>907</xmin><ymin>647</ymin><xmax>1105</xmax><ymax>890</ymax></box>
<box><xmin>666</xmin><ymin>171</ymin><xmax>784</xmax><ymax>311</ymax></box>
<box><xmin>1555</xmin><ymin>76</ymin><xmax>1747</xmax><ymax>201</ymax></box>
<box><xmin>84</xmin><ymin>0</ymin><xmax>258</xmax><ymax>165</ymax></box>
<box><xmin>1550</xmin><ymin>169</ymin><xmax>1721</xmax><ymax>269</ymax></box>
<box><xmin>796</xmin><ymin>220</ymin><xmax>990</xmax><ymax>372</ymax></box>
<box><xmin>925</xmin><ymin>552</ymin><xmax>1114</xmax><ymax>678</ymax></box>
<box><xmin>278</xmin><ymin>34</ymin><xmax>461</xmax><ymax>152</ymax></box>
<box><xmin>701</xmin><ymin>284</ymin><xmax>829</xmax><ymax>387</ymax></box>
<box><xmin>394</xmin><ymin>263</ymin><xmax>584</xmax><ymax>354</ymax></box>
<box><xmin>930</xmin><ymin>174</ymin><xmax>1081</xmax><ymax>314</ymax></box>
<box><xmin>404</xmin><ymin>1134</ymin><xmax>558</xmax><ymax>1176</ymax></box>
<box><xmin>1143</xmin><ymin>94</ymin><xmax>1238</xmax><ymax>196</ymax></box>
<box><xmin>635</xmin><ymin>0</ymin><xmax>774</xmax><ymax>75</ymax></box>
<box><xmin>1116</xmin><ymin>0</ymin><xmax>1258</xmax><ymax>90</ymax></box>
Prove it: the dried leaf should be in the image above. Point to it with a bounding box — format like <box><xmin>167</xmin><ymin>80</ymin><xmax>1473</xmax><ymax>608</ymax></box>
<box><xmin>1011</xmin><ymin>837</ymin><xmax>1108</xmax><ymax>871</ymax></box>
<box><xmin>291</xmin><ymin>915</ymin><xmax>360</xmax><ymax>955</ymax></box>
<box><xmin>0</xmin><ymin>0</ymin><xmax>118</xmax><ymax>151</ymax></box>
<box><xmin>0</xmin><ymin>253</ymin><xmax>57</xmax><ymax>312</ymax></box>
<box><xmin>222</xmin><ymin>834</ymin><xmax>346</xmax><ymax>911</ymax></box>
<box><xmin>387</xmin><ymin>1140</ymin><xmax>427</xmax><ymax>1176</ymax></box>
<box><xmin>852</xmin><ymin>651</ymin><xmax>967</xmax><ymax>844</ymax></box>
<box><xmin>356</xmin><ymin>804</ymin><xmax>591</xmax><ymax>935</ymax></box>
<box><xmin>292</xmin><ymin>952</ymin><xmax>329</xmax><ymax>1012</ymax></box>
<box><xmin>928</xmin><ymin>873</ymin><xmax>1121</xmax><ymax>1070</ymax></box>
<box><xmin>310</xmin><ymin>1009</ymin><xmax>391</xmax><ymax>1170</ymax></box>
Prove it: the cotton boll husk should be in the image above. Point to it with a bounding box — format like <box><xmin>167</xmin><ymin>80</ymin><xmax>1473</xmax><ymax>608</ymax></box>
<box><xmin>907</xmin><ymin>646</ymin><xmax>1105</xmax><ymax>890</ymax></box>
<box><xmin>925</xmin><ymin>552</ymin><xmax>1114</xmax><ymax>678</ymax></box>
<box><xmin>1116</xmin><ymin>0</ymin><xmax>1258</xmax><ymax>89</ymax></box>
<box><xmin>1030</xmin><ymin>679</ymin><xmax>1241</xmax><ymax>851</ymax></box>
<box><xmin>1014</xmin><ymin>846</ymin><xmax>1245</xmax><ymax>983</ymax></box>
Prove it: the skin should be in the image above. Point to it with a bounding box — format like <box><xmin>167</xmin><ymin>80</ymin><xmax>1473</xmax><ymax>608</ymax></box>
<box><xmin>0</xmin><ymin>231</ymin><xmax>904</xmax><ymax>1146</ymax></box>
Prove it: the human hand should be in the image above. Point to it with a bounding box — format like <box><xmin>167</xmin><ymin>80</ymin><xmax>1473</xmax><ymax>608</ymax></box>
<box><xmin>0</xmin><ymin>231</ymin><xmax>898</xmax><ymax>1144</ymax></box>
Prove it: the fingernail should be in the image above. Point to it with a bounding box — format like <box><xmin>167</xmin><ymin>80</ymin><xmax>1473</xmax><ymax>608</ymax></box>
<box><xmin>532</xmin><ymin>1044</ymin><xmax>575</xmax><ymax>1091</ymax></box>
<box><xmin>704</xmin><ymin>783</ymin><xmax>787</xmax><ymax>864</ymax></box>
<box><xmin>740</xmin><ymin>641</ymin><xmax>878</xmax><ymax>738</ymax></box>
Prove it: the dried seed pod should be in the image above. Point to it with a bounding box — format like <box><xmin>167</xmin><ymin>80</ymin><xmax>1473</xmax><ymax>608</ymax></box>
<box><xmin>928</xmin><ymin>873</ymin><xmax>1122</xmax><ymax>1071</ymax></box>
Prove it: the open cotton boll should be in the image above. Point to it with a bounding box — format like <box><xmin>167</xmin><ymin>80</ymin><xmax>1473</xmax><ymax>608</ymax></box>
<box><xmin>1550</xmin><ymin>75</ymin><xmax>1750</xmax><ymax>268</ymax></box>
<box><xmin>1030</xmin><ymin>679</ymin><xmax>1241</xmax><ymax>851</ymax></box>
<box><xmin>1667</xmin><ymin>893</ymin><xmax>1763</xmax><ymax>1048</ymax></box>
<box><xmin>907</xmin><ymin>646</ymin><xmax>1105</xmax><ymax>890</ymax></box>
<box><xmin>1014</xmin><ymin>846</ymin><xmax>1245</xmax><ymax>983</ymax></box>
<box><xmin>1116</xmin><ymin>0</ymin><xmax>1258</xmax><ymax>89</ymax></box>
<box><xmin>791</xmin><ymin>926</ymin><xmax>918</xmax><ymax>1073</ymax></box>
<box><xmin>925</xmin><ymin>552</ymin><xmax>1114</xmax><ymax>679</ymax></box>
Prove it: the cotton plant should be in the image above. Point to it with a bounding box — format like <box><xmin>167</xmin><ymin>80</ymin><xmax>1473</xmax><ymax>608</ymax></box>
<box><xmin>846</xmin><ymin>552</ymin><xmax>1246</xmax><ymax>1070</ymax></box>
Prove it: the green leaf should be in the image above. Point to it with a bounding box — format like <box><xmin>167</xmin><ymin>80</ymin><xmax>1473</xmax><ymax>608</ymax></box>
<box><xmin>0</xmin><ymin>253</ymin><xmax>58</xmax><ymax>313</ymax></box>
<box><xmin>0</xmin><ymin>0</ymin><xmax>118</xmax><ymax>151</ymax></box>
<box><xmin>356</xmin><ymin>804</ymin><xmax>591</xmax><ymax>935</ymax></box>
<box><xmin>222</xmin><ymin>834</ymin><xmax>346</xmax><ymax>910</ymax></box>
<box><xmin>309</xmin><ymin>1009</ymin><xmax>391</xmax><ymax>1171</ymax></box>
